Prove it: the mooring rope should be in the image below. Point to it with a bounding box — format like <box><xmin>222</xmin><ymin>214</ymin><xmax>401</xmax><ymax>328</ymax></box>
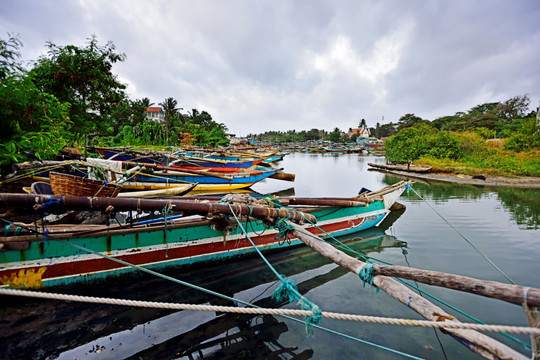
<box><xmin>265</xmin><ymin>202</ymin><xmax>535</xmax><ymax>351</ymax></box>
<box><xmin>408</xmin><ymin>186</ymin><xmax>516</xmax><ymax>285</ymax></box>
<box><xmin>1</xmin><ymin>288</ymin><xmax>538</xmax><ymax>335</ymax></box>
<box><xmin>0</xmin><ymin>221</ymin><xmax>424</xmax><ymax>359</ymax></box>
<box><xmin>226</xmin><ymin>203</ymin><xmax>322</xmax><ymax>334</ymax></box>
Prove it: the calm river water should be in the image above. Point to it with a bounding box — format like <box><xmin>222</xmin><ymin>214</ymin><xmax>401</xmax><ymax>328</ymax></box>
<box><xmin>1</xmin><ymin>152</ymin><xmax>539</xmax><ymax>359</ymax></box>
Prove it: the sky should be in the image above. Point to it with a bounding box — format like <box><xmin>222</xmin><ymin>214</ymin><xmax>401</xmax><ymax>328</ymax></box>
<box><xmin>1</xmin><ymin>0</ymin><xmax>539</xmax><ymax>136</ymax></box>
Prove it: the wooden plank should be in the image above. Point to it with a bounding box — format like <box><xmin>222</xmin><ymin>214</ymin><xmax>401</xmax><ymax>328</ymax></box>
<box><xmin>372</xmin><ymin>264</ymin><xmax>540</xmax><ymax>307</ymax></box>
<box><xmin>289</xmin><ymin>222</ymin><xmax>527</xmax><ymax>360</ymax></box>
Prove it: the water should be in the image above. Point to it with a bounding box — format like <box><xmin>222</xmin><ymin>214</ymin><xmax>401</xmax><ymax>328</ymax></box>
<box><xmin>1</xmin><ymin>152</ymin><xmax>539</xmax><ymax>359</ymax></box>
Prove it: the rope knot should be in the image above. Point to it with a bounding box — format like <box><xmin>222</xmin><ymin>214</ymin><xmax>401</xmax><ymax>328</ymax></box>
<box><xmin>274</xmin><ymin>219</ymin><xmax>295</xmax><ymax>245</ymax></box>
<box><xmin>272</xmin><ymin>277</ymin><xmax>300</xmax><ymax>303</ymax></box>
<box><xmin>300</xmin><ymin>301</ymin><xmax>322</xmax><ymax>336</ymax></box>
<box><xmin>359</xmin><ymin>263</ymin><xmax>379</xmax><ymax>293</ymax></box>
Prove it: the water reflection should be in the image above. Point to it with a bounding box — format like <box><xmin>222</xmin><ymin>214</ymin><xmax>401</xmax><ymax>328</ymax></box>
<box><xmin>0</xmin><ymin>222</ymin><xmax>406</xmax><ymax>359</ymax></box>
<box><xmin>382</xmin><ymin>174</ymin><xmax>540</xmax><ymax>229</ymax></box>
<box><xmin>496</xmin><ymin>187</ymin><xmax>540</xmax><ymax>229</ymax></box>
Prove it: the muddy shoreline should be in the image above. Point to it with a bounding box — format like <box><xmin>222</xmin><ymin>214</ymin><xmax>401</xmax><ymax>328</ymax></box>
<box><xmin>369</xmin><ymin>168</ymin><xmax>540</xmax><ymax>188</ymax></box>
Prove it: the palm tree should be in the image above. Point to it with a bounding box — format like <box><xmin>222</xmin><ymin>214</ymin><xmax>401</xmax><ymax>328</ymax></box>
<box><xmin>159</xmin><ymin>97</ymin><xmax>180</xmax><ymax>145</ymax></box>
<box><xmin>141</xmin><ymin>97</ymin><xmax>154</xmax><ymax>108</ymax></box>
<box><xmin>359</xmin><ymin>118</ymin><xmax>367</xmax><ymax>129</ymax></box>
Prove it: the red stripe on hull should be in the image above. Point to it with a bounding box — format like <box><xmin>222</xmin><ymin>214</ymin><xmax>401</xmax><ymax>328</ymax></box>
<box><xmin>0</xmin><ymin>216</ymin><xmax>367</xmax><ymax>283</ymax></box>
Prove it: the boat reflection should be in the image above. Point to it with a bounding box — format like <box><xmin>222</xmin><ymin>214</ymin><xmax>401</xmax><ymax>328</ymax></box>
<box><xmin>1</xmin><ymin>212</ymin><xmax>405</xmax><ymax>359</ymax></box>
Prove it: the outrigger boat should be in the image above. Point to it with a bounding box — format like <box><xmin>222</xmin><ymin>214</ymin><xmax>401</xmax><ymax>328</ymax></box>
<box><xmin>14</xmin><ymin>158</ymin><xmax>292</xmax><ymax>193</ymax></box>
<box><xmin>0</xmin><ymin>181</ymin><xmax>411</xmax><ymax>289</ymax></box>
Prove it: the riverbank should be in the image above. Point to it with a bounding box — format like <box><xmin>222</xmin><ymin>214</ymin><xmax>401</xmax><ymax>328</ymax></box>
<box><xmin>368</xmin><ymin>168</ymin><xmax>540</xmax><ymax>188</ymax></box>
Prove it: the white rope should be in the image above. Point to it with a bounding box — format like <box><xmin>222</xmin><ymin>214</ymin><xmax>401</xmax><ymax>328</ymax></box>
<box><xmin>2</xmin><ymin>288</ymin><xmax>539</xmax><ymax>335</ymax></box>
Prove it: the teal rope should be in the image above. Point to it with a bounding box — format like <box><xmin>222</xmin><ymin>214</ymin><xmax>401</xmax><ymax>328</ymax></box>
<box><xmin>396</xmin><ymin>278</ymin><xmax>532</xmax><ymax>351</ymax></box>
<box><xmin>409</xmin><ymin>186</ymin><xmax>515</xmax><ymax>285</ymax></box>
<box><xmin>359</xmin><ymin>263</ymin><xmax>380</xmax><ymax>293</ymax></box>
<box><xmin>268</xmin><ymin>200</ymin><xmax>373</xmax><ymax>263</ymax></box>
<box><xmin>274</xmin><ymin>218</ymin><xmax>295</xmax><ymax>245</ymax></box>
<box><xmin>0</xmin><ymin>219</ymin><xmax>424</xmax><ymax>359</ymax></box>
<box><xmin>270</xmin><ymin>200</ymin><xmax>531</xmax><ymax>350</ymax></box>
<box><xmin>161</xmin><ymin>203</ymin><xmax>171</xmax><ymax>230</ymax></box>
<box><xmin>226</xmin><ymin>204</ymin><xmax>322</xmax><ymax>333</ymax></box>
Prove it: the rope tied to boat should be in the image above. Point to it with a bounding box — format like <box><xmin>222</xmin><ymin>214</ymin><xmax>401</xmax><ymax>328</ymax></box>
<box><xmin>272</xmin><ymin>276</ymin><xmax>300</xmax><ymax>303</ymax></box>
<box><xmin>359</xmin><ymin>263</ymin><xmax>380</xmax><ymax>293</ymax></box>
<box><xmin>271</xmin><ymin>275</ymin><xmax>323</xmax><ymax>335</ymax></box>
<box><xmin>274</xmin><ymin>218</ymin><xmax>295</xmax><ymax>245</ymax></box>
<box><xmin>161</xmin><ymin>201</ymin><xmax>174</xmax><ymax>230</ymax></box>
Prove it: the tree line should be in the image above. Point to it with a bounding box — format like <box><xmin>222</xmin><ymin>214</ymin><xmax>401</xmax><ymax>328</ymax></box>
<box><xmin>0</xmin><ymin>33</ymin><xmax>230</xmax><ymax>172</ymax></box>
<box><xmin>250</xmin><ymin>95</ymin><xmax>538</xmax><ymax>145</ymax></box>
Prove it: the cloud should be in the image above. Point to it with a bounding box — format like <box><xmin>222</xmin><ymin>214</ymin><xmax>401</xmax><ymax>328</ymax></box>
<box><xmin>1</xmin><ymin>0</ymin><xmax>539</xmax><ymax>135</ymax></box>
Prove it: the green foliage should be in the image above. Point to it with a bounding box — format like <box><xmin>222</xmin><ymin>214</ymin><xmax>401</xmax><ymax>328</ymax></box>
<box><xmin>385</xmin><ymin>124</ymin><xmax>436</xmax><ymax>162</ymax></box>
<box><xmin>397</xmin><ymin>113</ymin><xmax>425</xmax><ymax>130</ymax></box>
<box><xmin>181</xmin><ymin>110</ymin><xmax>229</xmax><ymax>147</ymax></box>
<box><xmin>328</xmin><ymin>127</ymin><xmax>342</xmax><ymax>143</ymax></box>
<box><xmin>386</xmin><ymin>124</ymin><xmax>475</xmax><ymax>162</ymax></box>
<box><xmin>0</xmin><ymin>33</ymin><xmax>23</xmax><ymax>78</ymax></box>
<box><xmin>474</xmin><ymin>127</ymin><xmax>496</xmax><ymax>139</ymax></box>
<box><xmin>504</xmin><ymin>118</ymin><xmax>540</xmax><ymax>151</ymax></box>
<box><xmin>0</xmin><ymin>75</ymin><xmax>72</xmax><ymax>168</ymax></box>
<box><xmin>369</xmin><ymin>122</ymin><xmax>397</xmax><ymax>138</ymax></box>
<box><xmin>30</xmin><ymin>35</ymin><xmax>127</xmax><ymax>137</ymax></box>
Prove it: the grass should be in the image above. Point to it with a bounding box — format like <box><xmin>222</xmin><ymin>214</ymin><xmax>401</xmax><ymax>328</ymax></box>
<box><xmin>415</xmin><ymin>148</ymin><xmax>540</xmax><ymax>177</ymax></box>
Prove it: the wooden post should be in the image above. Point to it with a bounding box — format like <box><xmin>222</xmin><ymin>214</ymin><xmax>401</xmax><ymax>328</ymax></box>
<box><xmin>372</xmin><ymin>264</ymin><xmax>540</xmax><ymax>307</ymax></box>
<box><xmin>522</xmin><ymin>301</ymin><xmax>540</xmax><ymax>359</ymax></box>
<box><xmin>0</xmin><ymin>193</ymin><xmax>317</xmax><ymax>225</ymax></box>
<box><xmin>289</xmin><ymin>222</ymin><xmax>527</xmax><ymax>360</ymax></box>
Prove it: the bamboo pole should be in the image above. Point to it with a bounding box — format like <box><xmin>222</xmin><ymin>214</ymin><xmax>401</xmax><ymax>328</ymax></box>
<box><xmin>289</xmin><ymin>222</ymin><xmax>528</xmax><ymax>360</ymax></box>
<box><xmin>372</xmin><ymin>265</ymin><xmax>540</xmax><ymax>307</ymax></box>
<box><xmin>0</xmin><ymin>193</ymin><xmax>316</xmax><ymax>225</ymax></box>
<box><xmin>122</xmin><ymin>161</ymin><xmax>234</xmax><ymax>180</ymax></box>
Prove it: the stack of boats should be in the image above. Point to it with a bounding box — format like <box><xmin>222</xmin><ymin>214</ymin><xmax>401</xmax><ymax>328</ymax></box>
<box><xmin>7</xmin><ymin>146</ymin><xmax>293</xmax><ymax>197</ymax></box>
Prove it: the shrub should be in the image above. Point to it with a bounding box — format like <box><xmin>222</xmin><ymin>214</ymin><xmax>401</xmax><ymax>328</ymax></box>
<box><xmin>504</xmin><ymin>118</ymin><xmax>540</xmax><ymax>151</ymax></box>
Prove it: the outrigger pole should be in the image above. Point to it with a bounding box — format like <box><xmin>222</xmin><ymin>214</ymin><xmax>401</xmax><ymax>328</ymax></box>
<box><xmin>289</xmin><ymin>221</ymin><xmax>535</xmax><ymax>360</ymax></box>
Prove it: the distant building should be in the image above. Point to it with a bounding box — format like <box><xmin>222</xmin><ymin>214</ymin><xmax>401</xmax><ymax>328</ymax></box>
<box><xmin>146</xmin><ymin>107</ymin><xmax>165</xmax><ymax>123</ymax></box>
<box><xmin>348</xmin><ymin>127</ymin><xmax>370</xmax><ymax>139</ymax></box>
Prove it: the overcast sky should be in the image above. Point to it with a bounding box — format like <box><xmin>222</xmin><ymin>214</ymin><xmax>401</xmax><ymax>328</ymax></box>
<box><xmin>1</xmin><ymin>0</ymin><xmax>539</xmax><ymax>136</ymax></box>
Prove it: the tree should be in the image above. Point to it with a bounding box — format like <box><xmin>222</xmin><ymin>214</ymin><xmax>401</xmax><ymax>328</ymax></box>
<box><xmin>359</xmin><ymin>118</ymin><xmax>367</xmax><ymax>129</ymax></box>
<box><xmin>31</xmin><ymin>35</ymin><xmax>127</xmax><ymax>137</ymax></box>
<box><xmin>397</xmin><ymin>113</ymin><xmax>424</xmax><ymax>130</ymax></box>
<box><xmin>159</xmin><ymin>97</ymin><xmax>180</xmax><ymax>145</ymax></box>
<box><xmin>106</xmin><ymin>98</ymin><xmax>148</xmax><ymax>134</ymax></box>
<box><xmin>329</xmin><ymin>127</ymin><xmax>342</xmax><ymax>143</ymax></box>
<box><xmin>141</xmin><ymin>97</ymin><xmax>154</xmax><ymax>108</ymax></box>
<box><xmin>0</xmin><ymin>33</ymin><xmax>23</xmax><ymax>78</ymax></box>
<box><xmin>0</xmin><ymin>34</ymin><xmax>72</xmax><ymax>171</ymax></box>
<box><xmin>495</xmin><ymin>95</ymin><xmax>530</xmax><ymax>122</ymax></box>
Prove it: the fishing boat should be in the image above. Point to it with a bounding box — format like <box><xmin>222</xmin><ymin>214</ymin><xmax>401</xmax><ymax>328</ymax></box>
<box><xmin>368</xmin><ymin>162</ymin><xmax>432</xmax><ymax>173</ymax></box>
<box><xmin>121</xmin><ymin>165</ymin><xmax>285</xmax><ymax>191</ymax></box>
<box><xmin>324</xmin><ymin>146</ymin><xmax>348</xmax><ymax>153</ymax></box>
<box><xmin>17</xmin><ymin>158</ymin><xmax>291</xmax><ymax>192</ymax></box>
<box><xmin>0</xmin><ymin>181</ymin><xmax>411</xmax><ymax>289</ymax></box>
<box><xmin>0</xmin><ymin>226</ymin><xmax>405</xmax><ymax>359</ymax></box>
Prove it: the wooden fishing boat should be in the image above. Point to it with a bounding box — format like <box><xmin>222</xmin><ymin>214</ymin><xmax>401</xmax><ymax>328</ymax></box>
<box><xmin>23</xmin><ymin>158</ymin><xmax>291</xmax><ymax>192</ymax></box>
<box><xmin>0</xmin><ymin>181</ymin><xmax>411</xmax><ymax>289</ymax></box>
<box><xmin>368</xmin><ymin>162</ymin><xmax>432</xmax><ymax>173</ymax></box>
<box><xmin>324</xmin><ymin>146</ymin><xmax>348</xmax><ymax>153</ymax></box>
<box><xmin>124</xmin><ymin>166</ymin><xmax>284</xmax><ymax>191</ymax></box>
<box><xmin>170</xmin><ymin>156</ymin><xmax>264</xmax><ymax>171</ymax></box>
<box><xmin>91</xmin><ymin>147</ymin><xmax>163</xmax><ymax>163</ymax></box>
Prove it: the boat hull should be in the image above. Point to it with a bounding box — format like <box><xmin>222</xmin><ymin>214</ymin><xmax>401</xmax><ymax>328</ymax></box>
<box><xmin>0</xmin><ymin>204</ymin><xmax>388</xmax><ymax>288</ymax></box>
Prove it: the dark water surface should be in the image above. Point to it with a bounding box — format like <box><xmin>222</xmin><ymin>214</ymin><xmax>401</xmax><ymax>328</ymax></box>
<box><xmin>1</xmin><ymin>152</ymin><xmax>539</xmax><ymax>359</ymax></box>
